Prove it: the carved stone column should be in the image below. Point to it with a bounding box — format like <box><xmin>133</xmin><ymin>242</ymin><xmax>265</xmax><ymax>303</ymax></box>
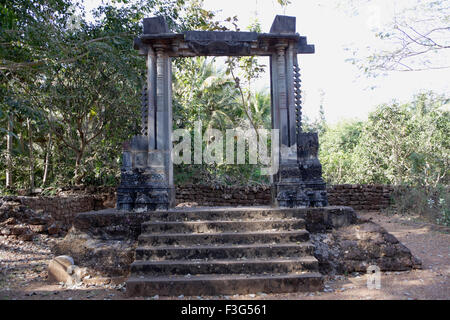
<box><xmin>147</xmin><ymin>47</ymin><xmax>156</xmax><ymax>149</ymax></box>
<box><xmin>116</xmin><ymin>44</ymin><xmax>174</xmax><ymax>211</ymax></box>
<box><xmin>271</xmin><ymin>40</ymin><xmax>309</xmax><ymax>208</ymax></box>
<box><xmin>275</xmin><ymin>43</ymin><xmax>289</xmax><ymax>149</ymax></box>
<box><xmin>269</xmin><ymin>21</ymin><xmax>328</xmax><ymax>207</ymax></box>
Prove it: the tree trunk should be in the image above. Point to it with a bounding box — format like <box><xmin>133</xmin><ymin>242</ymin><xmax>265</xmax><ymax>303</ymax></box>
<box><xmin>74</xmin><ymin>142</ymin><xmax>85</xmax><ymax>184</ymax></box>
<box><xmin>27</xmin><ymin>118</ymin><xmax>35</xmax><ymax>191</ymax></box>
<box><xmin>42</xmin><ymin>132</ymin><xmax>52</xmax><ymax>186</ymax></box>
<box><xmin>5</xmin><ymin>113</ymin><xmax>13</xmax><ymax>188</ymax></box>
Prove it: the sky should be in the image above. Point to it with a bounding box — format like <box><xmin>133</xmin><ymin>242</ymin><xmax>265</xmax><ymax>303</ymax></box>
<box><xmin>83</xmin><ymin>0</ymin><xmax>450</xmax><ymax>124</ymax></box>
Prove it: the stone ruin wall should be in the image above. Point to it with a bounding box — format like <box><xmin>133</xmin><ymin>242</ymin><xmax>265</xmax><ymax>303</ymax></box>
<box><xmin>1</xmin><ymin>184</ymin><xmax>394</xmax><ymax>226</ymax></box>
<box><xmin>2</xmin><ymin>195</ymin><xmax>109</xmax><ymax>227</ymax></box>
<box><xmin>176</xmin><ymin>184</ymin><xmax>394</xmax><ymax>211</ymax></box>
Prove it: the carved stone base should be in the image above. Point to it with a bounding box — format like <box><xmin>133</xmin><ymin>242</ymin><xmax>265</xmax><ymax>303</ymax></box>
<box><xmin>273</xmin><ymin>132</ymin><xmax>329</xmax><ymax>208</ymax></box>
<box><xmin>272</xmin><ymin>183</ymin><xmax>308</xmax><ymax>208</ymax></box>
<box><xmin>117</xmin><ymin>186</ymin><xmax>175</xmax><ymax>211</ymax></box>
<box><xmin>116</xmin><ymin>135</ymin><xmax>174</xmax><ymax>212</ymax></box>
<box><xmin>272</xmin><ymin>180</ymin><xmax>328</xmax><ymax>208</ymax></box>
<box><xmin>302</xmin><ymin>181</ymin><xmax>328</xmax><ymax>207</ymax></box>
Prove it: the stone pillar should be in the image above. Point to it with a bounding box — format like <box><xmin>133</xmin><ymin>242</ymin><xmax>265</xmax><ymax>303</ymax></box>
<box><xmin>147</xmin><ymin>47</ymin><xmax>156</xmax><ymax>149</ymax></box>
<box><xmin>275</xmin><ymin>43</ymin><xmax>289</xmax><ymax>150</ymax></box>
<box><xmin>271</xmin><ymin>41</ymin><xmax>309</xmax><ymax>208</ymax></box>
<box><xmin>286</xmin><ymin>42</ymin><xmax>297</xmax><ymax>146</ymax></box>
<box><xmin>267</xmin><ymin>15</ymin><xmax>328</xmax><ymax>208</ymax></box>
<box><xmin>153</xmin><ymin>46</ymin><xmax>174</xmax><ymax>205</ymax></box>
<box><xmin>116</xmin><ymin>44</ymin><xmax>174</xmax><ymax>211</ymax></box>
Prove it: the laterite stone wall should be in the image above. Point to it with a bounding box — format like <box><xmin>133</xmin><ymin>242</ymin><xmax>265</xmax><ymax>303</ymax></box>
<box><xmin>1</xmin><ymin>184</ymin><xmax>394</xmax><ymax>226</ymax></box>
<box><xmin>175</xmin><ymin>184</ymin><xmax>394</xmax><ymax>211</ymax></box>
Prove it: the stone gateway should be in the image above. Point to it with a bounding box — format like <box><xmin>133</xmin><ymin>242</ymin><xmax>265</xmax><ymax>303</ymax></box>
<box><xmin>116</xmin><ymin>15</ymin><xmax>327</xmax><ymax>211</ymax></box>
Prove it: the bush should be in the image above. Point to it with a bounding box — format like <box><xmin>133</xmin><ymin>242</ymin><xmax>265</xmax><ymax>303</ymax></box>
<box><xmin>388</xmin><ymin>185</ymin><xmax>450</xmax><ymax>226</ymax></box>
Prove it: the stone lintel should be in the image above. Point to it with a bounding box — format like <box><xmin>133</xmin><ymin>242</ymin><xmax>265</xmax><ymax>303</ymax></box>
<box><xmin>185</xmin><ymin>30</ymin><xmax>258</xmax><ymax>42</ymax></box>
<box><xmin>134</xmin><ymin>29</ymin><xmax>315</xmax><ymax>56</ymax></box>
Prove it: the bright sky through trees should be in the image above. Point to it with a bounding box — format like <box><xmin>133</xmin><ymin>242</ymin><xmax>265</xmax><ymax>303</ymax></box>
<box><xmin>83</xmin><ymin>0</ymin><xmax>450</xmax><ymax>123</ymax></box>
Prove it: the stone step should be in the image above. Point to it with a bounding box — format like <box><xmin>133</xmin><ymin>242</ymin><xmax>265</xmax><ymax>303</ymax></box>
<box><xmin>130</xmin><ymin>256</ymin><xmax>318</xmax><ymax>276</ymax></box>
<box><xmin>138</xmin><ymin>230</ymin><xmax>310</xmax><ymax>246</ymax></box>
<box><xmin>135</xmin><ymin>242</ymin><xmax>314</xmax><ymax>261</ymax></box>
<box><xmin>145</xmin><ymin>208</ymin><xmax>303</xmax><ymax>222</ymax></box>
<box><xmin>126</xmin><ymin>272</ymin><xmax>323</xmax><ymax>296</ymax></box>
<box><xmin>141</xmin><ymin>218</ymin><xmax>305</xmax><ymax>234</ymax></box>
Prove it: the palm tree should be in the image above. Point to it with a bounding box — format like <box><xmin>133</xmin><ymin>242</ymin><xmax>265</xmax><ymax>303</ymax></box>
<box><xmin>173</xmin><ymin>57</ymin><xmax>240</xmax><ymax>131</ymax></box>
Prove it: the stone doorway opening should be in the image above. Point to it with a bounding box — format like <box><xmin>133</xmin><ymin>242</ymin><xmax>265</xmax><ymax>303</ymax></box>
<box><xmin>171</xmin><ymin>54</ymin><xmax>271</xmax><ymax>203</ymax></box>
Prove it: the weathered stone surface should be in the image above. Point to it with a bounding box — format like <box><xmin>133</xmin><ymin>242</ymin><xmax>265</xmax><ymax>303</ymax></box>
<box><xmin>10</xmin><ymin>226</ymin><xmax>28</xmax><ymax>235</ymax></box>
<box><xmin>143</xmin><ymin>16</ymin><xmax>170</xmax><ymax>34</ymax></box>
<box><xmin>29</xmin><ymin>224</ymin><xmax>47</xmax><ymax>233</ymax></box>
<box><xmin>48</xmin><ymin>255</ymin><xmax>76</xmax><ymax>284</ymax></box>
<box><xmin>0</xmin><ymin>194</ymin><xmax>113</xmax><ymax>234</ymax></box>
<box><xmin>116</xmin><ymin>135</ymin><xmax>175</xmax><ymax>211</ymax></box>
<box><xmin>174</xmin><ymin>184</ymin><xmax>394</xmax><ymax>210</ymax></box>
<box><xmin>53</xmin><ymin>235</ymin><xmax>136</xmax><ymax>277</ymax></box>
<box><xmin>184</xmin><ymin>31</ymin><xmax>258</xmax><ymax>55</ymax></box>
<box><xmin>126</xmin><ymin>205</ymin><xmax>324</xmax><ymax>296</ymax></box>
<box><xmin>311</xmin><ymin>220</ymin><xmax>422</xmax><ymax>274</ymax></box>
<box><xmin>18</xmin><ymin>231</ymin><xmax>34</xmax><ymax>241</ymax></box>
<box><xmin>56</xmin><ymin>255</ymin><xmax>74</xmax><ymax>267</ymax></box>
<box><xmin>47</xmin><ymin>223</ymin><xmax>60</xmax><ymax>235</ymax></box>
<box><xmin>53</xmin><ymin>206</ymin><xmax>354</xmax><ymax>278</ymax></box>
<box><xmin>270</xmin><ymin>15</ymin><xmax>296</xmax><ymax>34</ymax></box>
<box><xmin>127</xmin><ymin>273</ymin><xmax>323</xmax><ymax>297</ymax></box>
<box><xmin>53</xmin><ymin>216</ymin><xmax>138</xmax><ymax>277</ymax></box>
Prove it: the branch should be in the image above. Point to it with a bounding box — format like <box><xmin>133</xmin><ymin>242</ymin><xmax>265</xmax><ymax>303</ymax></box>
<box><xmin>0</xmin><ymin>52</ymin><xmax>88</xmax><ymax>71</ymax></box>
<box><xmin>0</xmin><ymin>33</ymin><xmax>132</xmax><ymax>71</ymax></box>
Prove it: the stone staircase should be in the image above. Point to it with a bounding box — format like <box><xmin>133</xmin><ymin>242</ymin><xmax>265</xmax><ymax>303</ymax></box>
<box><xmin>126</xmin><ymin>208</ymin><xmax>323</xmax><ymax>296</ymax></box>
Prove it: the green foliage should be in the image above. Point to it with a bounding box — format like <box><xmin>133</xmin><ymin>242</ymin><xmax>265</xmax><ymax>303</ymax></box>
<box><xmin>172</xmin><ymin>56</ymin><xmax>271</xmax><ymax>186</ymax></box>
<box><xmin>318</xmin><ymin>120</ymin><xmax>364</xmax><ymax>184</ymax></box>
<box><xmin>0</xmin><ymin>0</ymin><xmax>228</xmax><ymax>189</ymax></box>
<box><xmin>276</xmin><ymin>0</ymin><xmax>291</xmax><ymax>9</ymax></box>
<box><xmin>316</xmin><ymin>92</ymin><xmax>449</xmax><ymax>225</ymax></box>
<box><xmin>352</xmin><ymin>92</ymin><xmax>449</xmax><ymax>186</ymax></box>
<box><xmin>387</xmin><ymin>185</ymin><xmax>450</xmax><ymax>226</ymax></box>
<box><xmin>318</xmin><ymin>92</ymin><xmax>449</xmax><ymax>187</ymax></box>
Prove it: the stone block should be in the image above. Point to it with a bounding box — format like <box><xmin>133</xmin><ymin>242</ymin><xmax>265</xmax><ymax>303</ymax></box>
<box><xmin>270</xmin><ymin>15</ymin><xmax>296</xmax><ymax>34</ymax></box>
<box><xmin>48</xmin><ymin>255</ymin><xmax>75</xmax><ymax>284</ymax></box>
<box><xmin>48</xmin><ymin>255</ymin><xmax>88</xmax><ymax>285</ymax></box>
<box><xmin>143</xmin><ymin>16</ymin><xmax>170</xmax><ymax>34</ymax></box>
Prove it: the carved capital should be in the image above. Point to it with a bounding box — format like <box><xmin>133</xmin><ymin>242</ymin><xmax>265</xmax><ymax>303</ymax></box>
<box><xmin>274</xmin><ymin>42</ymin><xmax>288</xmax><ymax>56</ymax></box>
<box><xmin>153</xmin><ymin>44</ymin><xmax>167</xmax><ymax>57</ymax></box>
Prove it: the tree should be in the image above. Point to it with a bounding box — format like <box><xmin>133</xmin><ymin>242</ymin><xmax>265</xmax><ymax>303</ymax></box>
<box><xmin>0</xmin><ymin>0</ymin><xmax>228</xmax><ymax>189</ymax></box>
<box><xmin>0</xmin><ymin>0</ymin><xmax>73</xmax><ymax>189</ymax></box>
<box><xmin>318</xmin><ymin>120</ymin><xmax>363</xmax><ymax>184</ymax></box>
<box><xmin>352</xmin><ymin>92</ymin><xmax>449</xmax><ymax>186</ymax></box>
<box><xmin>344</xmin><ymin>0</ymin><xmax>450</xmax><ymax>74</ymax></box>
<box><xmin>173</xmin><ymin>57</ymin><xmax>239</xmax><ymax>131</ymax></box>
<box><xmin>225</xmin><ymin>18</ymin><xmax>268</xmax><ymax>140</ymax></box>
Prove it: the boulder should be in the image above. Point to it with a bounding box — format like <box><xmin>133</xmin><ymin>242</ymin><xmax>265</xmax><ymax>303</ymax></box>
<box><xmin>48</xmin><ymin>255</ymin><xmax>87</xmax><ymax>285</ymax></box>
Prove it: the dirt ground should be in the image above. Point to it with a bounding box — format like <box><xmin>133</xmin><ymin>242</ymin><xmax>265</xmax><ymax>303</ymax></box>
<box><xmin>0</xmin><ymin>211</ymin><xmax>448</xmax><ymax>300</ymax></box>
